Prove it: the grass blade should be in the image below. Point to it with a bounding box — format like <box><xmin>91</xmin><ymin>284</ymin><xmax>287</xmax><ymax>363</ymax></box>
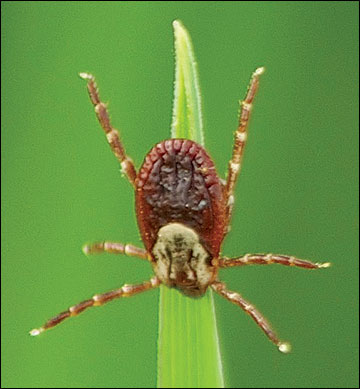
<box><xmin>157</xmin><ymin>20</ymin><xmax>225</xmax><ymax>388</ymax></box>
<box><xmin>170</xmin><ymin>20</ymin><xmax>204</xmax><ymax>146</ymax></box>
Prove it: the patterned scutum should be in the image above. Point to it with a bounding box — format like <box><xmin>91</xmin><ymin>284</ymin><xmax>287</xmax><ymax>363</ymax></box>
<box><xmin>136</xmin><ymin>139</ymin><xmax>226</xmax><ymax>257</ymax></box>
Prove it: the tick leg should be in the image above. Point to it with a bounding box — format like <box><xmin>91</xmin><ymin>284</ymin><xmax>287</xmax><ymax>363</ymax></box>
<box><xmin>30</xmin><ymin>276</ymin><xmax>160</xmax><ymax>336</ymax></box>
<box><xmin>218</xmin><ymin>254</ymin><xmax>331</xmax><ymax>269</ymax></box>
<box><xmin>82</xmin><ymin>241</ymin><xmax>149</xmax><ymax>260</ymax></box>
<box><xmin>79</xmin><ymin>72</ymin><xmax>137</xmax><ymax>187</ymax></box>
<box><xmin>225</xmin><ymin>67</ymin><xmax>265</xmax><ymax>221</ymax></box>
<box><xmin>211</xmin><ymin>280</ymin><xmax>290</xmax><ymax>353</ymax></box>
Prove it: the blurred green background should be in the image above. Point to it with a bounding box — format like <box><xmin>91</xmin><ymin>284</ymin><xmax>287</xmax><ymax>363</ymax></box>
<box><xmin>2</xmin><ymin>2</ymin><xmax>358</xmax><ymax>388</ymax></box>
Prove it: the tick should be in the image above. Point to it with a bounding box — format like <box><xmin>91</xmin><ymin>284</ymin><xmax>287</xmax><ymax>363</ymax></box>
<box><xmin>30</xmin><ymin>68</ymin><xmax>330</xmax><ymax>352</ymax></box>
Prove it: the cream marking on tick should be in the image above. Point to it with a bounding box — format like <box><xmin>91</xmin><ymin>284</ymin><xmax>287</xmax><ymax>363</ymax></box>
<box><xmin>122</xmin><ymin>284</ymin><xmax>132</xmax><ymax>294</ymax></box>
<box><xmin>236</xmin><ymin>131</ymin><xmax>247</xmax><ymax>142</ymax></box>
<box><xmin>242</xmin><ymin>101</ymin><xmax>252</xmax><ymax>111</ymax></box>
<box><xmin>318</xmin><ymin>262</ymin><xmax>331</xmax><ymax>268</ymax></box>
<box><xmin>227</xmin><ymin>195</ymin><xmax>234</xmax><ymax>207</ymax></box>
<box><xmin>152</xmin><ymin>223</ymin><xmax>212</xmax><ymax>296</ymax></box>
<box><xmin>230</xmin><ymin>162</ymin><xmax>241</xmax><ymax>173</ymax></box>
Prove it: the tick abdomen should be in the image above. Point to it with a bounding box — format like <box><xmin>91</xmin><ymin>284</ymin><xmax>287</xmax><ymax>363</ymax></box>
<box><xmin>135</xmin><ymin>139</ymin><xmax>226</xmax><ymax>259</ymax></box>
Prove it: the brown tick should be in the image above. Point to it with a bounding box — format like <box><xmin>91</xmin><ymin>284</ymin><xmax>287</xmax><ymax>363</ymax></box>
<box><xmin>30</xmin><ymin>68</ymin><xmax>330</xmax><ymax>353</ymax></box>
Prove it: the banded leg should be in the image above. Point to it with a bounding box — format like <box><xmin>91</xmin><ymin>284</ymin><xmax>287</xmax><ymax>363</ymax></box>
<box><xmin>30</xmin><ymin>276</ymin><xmax>160</xmax><ymax>336</ymax></box>
<box><xmin>219</xmin><ymin>254</ymin><xmax>331</xmax><ymax>269</ymax></box>
<box><xmin>79</xmin><ymin>72</ymin><xmax>137</xmax><ymax>187</ymax></box>
<box><xmin>82</xmin><ymin>241</ymin><xmax>149</xmax><ymax>260</ymax></box>
<box><xmin>211</xmin><ymin>281</ymin><xmax>291</xmax><ymax>353</ymax></box>
<box><xmin>225</xmin><ymin>67</ymin><xmax>265</xmax><ymax>220</ymax></box>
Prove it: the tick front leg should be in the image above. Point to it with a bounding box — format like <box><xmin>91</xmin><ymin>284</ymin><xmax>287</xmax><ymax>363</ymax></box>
<box><xmin>82</xmin><ymin>241</ymin><xmax>149</xmax><ymax>260</ymax></box>
<box><xmin>30</xmin><ymin>276</ymin><xmax>160</xmax><ymax>336</ymax></box>
<box><xmin>218</xmin><ymin>254</ymin><xmax>331</xmax><ymax>269</ymax></box>
<box><xmin>211</xmin><ymin>281</ymin><xmax>290</xmax><ymax>353</ymax></box>
<box><xmin>225</xmin><ymin>67</ymin><xmax>265</xmax><ymax>221</ymax></box>
<box><xmin>79</xmin><ymin>72</ymin><xmax>137</xmax><ymax>187</ymax></box>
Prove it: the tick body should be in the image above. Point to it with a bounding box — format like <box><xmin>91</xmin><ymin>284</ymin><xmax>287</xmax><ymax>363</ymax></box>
<box><xmin>30</xmin><ymin>69</ymin><xmax>330</xmax><ymax>352</ymax></box>
<box><xmin>136</xmin><ymin>139</ymin><xmax>226</xmax><ymax>296</ymax></box>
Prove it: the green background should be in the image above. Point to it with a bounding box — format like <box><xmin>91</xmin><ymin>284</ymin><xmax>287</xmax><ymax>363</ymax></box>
<box><xmin>2</xmin><ymin>2</ymin><xmax>358</xmax><ymax>388</ymax></box>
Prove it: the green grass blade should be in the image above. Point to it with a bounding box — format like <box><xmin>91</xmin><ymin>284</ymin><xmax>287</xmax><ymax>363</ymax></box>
<box><xmin>170</xmin><ymin>20</ymin><xmax>204</xmax><ymax>146</ymax></box>
<box><xmin>157</xmin><ymin>20</ymin><xmax>224</xmax><ymax>389</ymax></box>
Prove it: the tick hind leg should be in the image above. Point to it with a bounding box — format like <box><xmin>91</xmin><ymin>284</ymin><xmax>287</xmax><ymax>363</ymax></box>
<box><xmin>224</xmin><ymin>67</ymin><xmax>265</xmax><ymax>221</ymax></box>
<box><xmin>219</xmin><ymin>254</ymin><xmax>331</xmax><ymax>269</ymax></box>
<box><xmin>30</xmin><ymin>276</ymin><xmax>160</xmax><ymax>336</ymax></box>
<box><xmin>79</xmin><ymin>72</ymin><xmax>137</xmax><ymax>187</ymax></box>
<box><xmin>82</xmin><ymin>241</ymin><xmax>149</xmax><ymax>260</ymax></box>
<box><xmin>211</xmin><ymin>281</ymin><xmax>291</xmax><ymax>353</ymax></box>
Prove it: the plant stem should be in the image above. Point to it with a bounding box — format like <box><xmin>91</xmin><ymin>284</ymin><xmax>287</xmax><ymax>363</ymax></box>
<box><xmin>157</xmin><ymin>20</ymin><xmax>225</xmax><ymax>389</ymax></box>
